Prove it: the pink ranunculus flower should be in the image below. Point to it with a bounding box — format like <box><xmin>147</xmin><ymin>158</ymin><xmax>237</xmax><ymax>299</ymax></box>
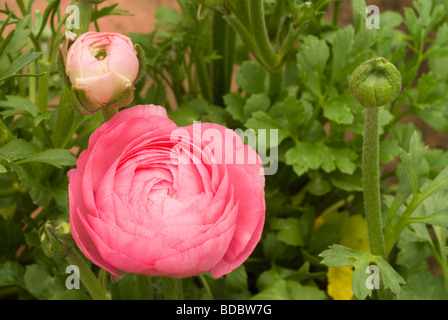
<box><xmin>68</xmin><ymin>105</ymin><xmax>265</xmax><ymax>278</ymax></box>
<box><xmin>61</xmin><ymin>32</ymin><xmax>144</xmax><ymax>114</ymax></box>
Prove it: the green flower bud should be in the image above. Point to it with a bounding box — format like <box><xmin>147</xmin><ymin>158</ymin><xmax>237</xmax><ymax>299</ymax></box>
<box><xmin>39</xmin><ymin>220</ymin><xmax>75</xmax><ymax>259</ymax></box>
<box><xmin>349</xmin><ymin>57</ymin><xmax>402</xmax><ymax>108</ymax></box>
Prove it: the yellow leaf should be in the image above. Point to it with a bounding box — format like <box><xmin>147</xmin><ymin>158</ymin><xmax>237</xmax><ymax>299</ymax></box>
<box><xmin>327</xmin><ymin>266</ymin><xmax>354</xmax><ymax>300</ymax></box>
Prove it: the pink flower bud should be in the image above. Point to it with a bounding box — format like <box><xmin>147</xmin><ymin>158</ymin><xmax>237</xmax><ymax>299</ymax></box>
<box><xmin>63</xmin><ymin>32</ymin><xmax>143</xmax><ymax>114</ymax></box>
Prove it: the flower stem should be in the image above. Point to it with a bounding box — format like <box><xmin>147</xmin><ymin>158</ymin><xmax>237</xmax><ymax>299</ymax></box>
<box><xmin>248</xmin><ymin>0</ymin><xmax>278</xmax><ymax>70</ymax></box>
<box><xmin>65</xmin><ymin>248</ymin><xmax>111</xmax><ymax>300</ymax></box>
<box><xmin>135</xmin><ymin>274</ymin><xmax>154</xmax><ymax>300</ymax></box>
<box><xmin>77</xmin><ymin>0</ymin><xmax>92</xmax><ymax>35</ymax></box>
<box><xmin>163</xmin><ymin>278</ymin><xmax>183</xmax><ymax>300</ymax></box>
<box><xmin>363</xmin><ymin>107</ymin><xmax>387</xmax><ymax>259</ymax></box>
<box><xmin>101</xmin><ymin>106</ymin><xmax>118</xmax><ymax>122</ymax></box>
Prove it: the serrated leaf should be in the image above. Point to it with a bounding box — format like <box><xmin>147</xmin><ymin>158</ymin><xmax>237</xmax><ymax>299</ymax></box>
<box><xmin>296</xmin><ymin>35</ymin><xmax>329</xmax><ymax>97</ymax></box>
<box><xmin>224</xmin><ymin>92</ymin><xmax>245</xmax><ymax>122</ymax></box>
<box><xmin>251</xmin><ymin>279</ymin><xmax>326</xmax><ymax>300</ymax></box>
<box><xmin>243</xmin><ymin>93</ymin><xmax>271</xmax><ymax>119</ymax></box>
<box><xmin>236</xmin><ymin>61</ymin><xmax>267</xmax><ymax>95</ymax></box>
<box><xmin>245</xmin><ymin>111</ymin><xmax>289</xmax><ymax>148</ymax></box>
<box><xmin>323</xmin><ymin>100</ymin><xmax>354</xmax><ymax>125</ymax></box>
<box><xmin>320</xmin><ymin>244</ymin><xmax>405</xmax><ymax>299</ymax></box>
<box><xmin>282</xmin><ymin>96</ymin><xmax>312</xmax><ymax>136</ymax></box>
<box><xmin>285</xmin><ymin>142</ymin><xmax>322</xmax><ymax>176</ymax></box>
<box><xmin>398</xmin><ymin>271</ymin><xmax>447</xmax><ymax>300</ymax></box>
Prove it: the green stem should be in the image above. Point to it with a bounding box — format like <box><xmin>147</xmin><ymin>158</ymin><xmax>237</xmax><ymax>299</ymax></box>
<box><xmin>363</xmin><ymin>107</ymin><xmax>387</xmax><ymax>258</ymax></box>
<box><xmin>268</xmin><ymin>66</ymin><xmax>283</xmax><ymax>98</ymax></box>
<box><xmin>53</xmin><ymin>86</ymin><xmax>75</xmax><ymax>147</ymax></box>
<box><xmin>101</xmin><ymin>106</ymin><xmax>118</xmax><ymax>122</ymax></box>
<box><xmin>163</xmin><ymin>278</ymin><xmax>183</xmax><ymax>300</ymax></box>
<box><xmin>135</xmin><ymin>274</ymin><xmax>154</xmax><ymax>300</ymax></box>
<box><xmin>198</xmin><ymin>274</ymin><xmax>213</xmax><ymax>300</ymax></box>
<box><xmin>248</xmin><ymin>0</ymin><xmax>278</xmax><ymax>70</ymax></box>
<box><xmin>211</xmin><ymin>12</ymin><xmax>235</xmax><ymax>106</ymax></box>
<box><xmin>77</xmin><ymin>0</ymin><xmax>92</xmax><ymax>35</ymax></box>
<box><xmin>65</xmin><ymin>249</ymin><xmax>111</xmax><ymax>300</ymax></box>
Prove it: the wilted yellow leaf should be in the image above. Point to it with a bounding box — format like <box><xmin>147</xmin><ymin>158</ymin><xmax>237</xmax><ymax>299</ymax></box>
<box><xmin>317</xmin><ymin>211</ymin><xmax>370</xmax><ymax>300</ymax></box>
<box><xmin>327</xmin><ymin>266</ymin><xmax>354</xmax><ymax>300</ymax></box>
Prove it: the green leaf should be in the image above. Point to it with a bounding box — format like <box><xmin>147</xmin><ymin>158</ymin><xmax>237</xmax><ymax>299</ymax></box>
<box><xmin>282</xmin><ymin>96</ymin><xmax>312</xmax><ymax>136</ymax></box>
<box><xmin>245</xmin><ymin>111</ymin><xmax>289</xmax><ymax>148</ymax></box>
<box><xmin>252</xmin><ymin>279</ymin><xmax>326</xmax><ymax>300</ymax></box>
<box><xmin>168</xmin><ymin>108</ymin><xmax>199</xmax><ymax>126</ymax></box>
<box><xmin>224</xmin><ymin>92</ymin><xmax>245</xmax><ymax>122</ymax></box>
<box><xmin>328</xmin><ymin>170</ymin><xmax>363</xmax><ymax>192</ymax></box>
<box><xmin>296</xmin><ymin>35</ymin><xmax>330</xmax><ymax>97</ymax></box>
<box><xmin>320</xmin><ymin>244</ymin><xmax>405</xmax><ymax>299</ymax></box>
<box><xmin>243</xmin><ymin>93</ymin><xmax>271</xmax><ymax>119</ymax></box>
<box><xmin>155</xmin><ymin>7</ymin><xmax>181</xmax><ymax>28</ymax></box>
<box><xmin>225</xmin><ymin>265</ymin><xmax>249</xmax><ymax>293</ymax></box>
<box><xmin>16</xmin><ymin>149</ymin><xmax>77</xmax><ymax>168</ymax></box>
<box><xmin>24</xmin><ymin>263</ymin><xmax>89</xmax><ymax>300</ymax></box>
<box><xmin>285</xmin><ymin>142</ymin><xmax>321</xmax><ymax>176</ymax></box>
<box><xmin>0</xmin><ymin>261</ymin><xmax>25</xmax><ymax>288</ymax></box>
<box><xmin>270</xmin><ymin>218</ymin><xmax>304</xmax><ymax>247</ymax></box>
<box><xmin>399</xmin><ymin>271</ymin><xmax>447</xmax><ymax>300</ymax></box>
<box><xmin>351</xmin><ymin>0</ymin><xmax>367</xmax><ymax>31</ymax></box>
<box><xmin>0</xmin><ymin>50</ymin><xmax>43</xmax><ymax>82</ymax></box>
<box><xmin>0</xmin><ymin>139</ymin><xmax>39</xmax><ymax>162</ymax></box>
<box><xmin>236</xmin><ymin>61</ymin><xmax>267</xmax><ymax>95</ymax></box>
<box><xmin>91</xmin><ymin>3</ymin><xmax>131</xmax><ymax>21</ymax></box>
<box><xmin>330</xmin><ymin>26</ymin><xmax>355</xmax><ymax>83</ymax></box>
<box><xmin>0</xmin><ymin>95</ymin><xmax>41</xmax><ymax>119</ymax></box>
<box><xmin>380</xmin><ymin>139</ymin><xmax>401</xmax><ymax>163</ymax></box>
<box><xmin>0</xmin><ymin>217</ymin><xmax>24</xmax><ymax>258</ymax></box>
<box><xmin>410</xmin><ymin>209</ymin><xmax>448</xmax><ymax>227</ymax></box>
<box><xmin>323</xmin><ymin>99</ymin><xmax>354</xmax><ymax>125</ymax></box>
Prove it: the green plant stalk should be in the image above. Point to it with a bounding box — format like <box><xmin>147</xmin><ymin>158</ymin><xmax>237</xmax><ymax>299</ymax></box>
<box><xmin>101</xmin><ymin>106</ymin><xmax>118</xmax><ymax>122</ymax></box>
<box><xmin>268</xmin><ymin>66</ymin><xmax>283</xmax><ymax>98</ymax></box>
<box><xmin>53</xmin><ymin>86</ymin><xmax>75</xmax><ymax>147</ymax></box>
<box><xmin>135</xmin><ymin>274</ymin><xmax>154</xmax><ymax>300</ymax></box>
<box><xmin>211</xmin><ymin>12</ymin><xmax>235</xmax><ymax>106</ymax></box>
<box><xmin>248</xmin><ymin>0</ymin><xmax>278</xmax><ymax>70</ymax></box>
<box><xmin>163</xmin><ymin>278</ymin><xmax>183</xmax><ymax>300</ymax></box>
<box><xmin>196</xmin><ymin>55</ymin><xmax>212</xmax><ymax>102</ymax></box>
<box><xmin>362</xmin><ymin>107</ymin><xmax>387</xmax><ymax>259</ymax></box>
<box><xmin>77</xmin><ymin>0</ymin><xmax>92</xmax><ymax>35</ymax></box>
<box><xmin>65</xmin><ymin>249</ymin><xmax>111</xmax><ymax>300</ymax></box>
<box><xmin>37</xmin><ymin>64</ymin><xmax>49</xmax><ymax>114</ymax></box>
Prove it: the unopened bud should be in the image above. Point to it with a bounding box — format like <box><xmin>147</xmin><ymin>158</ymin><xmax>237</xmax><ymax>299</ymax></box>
<box><xmin>349</xmin><ymin>57</ymin><xmax>402</xmax><ymax>108</ymax></box>
<box><xmin>39</xmin><ymin>220</ymin><xmax>75</xmax><ymax>259</ymax></box>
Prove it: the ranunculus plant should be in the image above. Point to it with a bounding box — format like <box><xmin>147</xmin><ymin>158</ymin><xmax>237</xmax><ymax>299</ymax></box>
<box><xmin>1</xmin><ymin>0</ymin><xmax>448</xmax><ymax>302</ymax></box>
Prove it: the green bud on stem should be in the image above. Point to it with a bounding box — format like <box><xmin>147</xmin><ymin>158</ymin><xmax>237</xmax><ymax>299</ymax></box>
<box><xmin>349</xmin><ymin>57</ymin><xmax>402</xmax><ymax>108</ymax></box>
<box><xmin>39</xmin><ymin>220</ymin><xmax>75</xmax><ymax>259</ymax></box>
